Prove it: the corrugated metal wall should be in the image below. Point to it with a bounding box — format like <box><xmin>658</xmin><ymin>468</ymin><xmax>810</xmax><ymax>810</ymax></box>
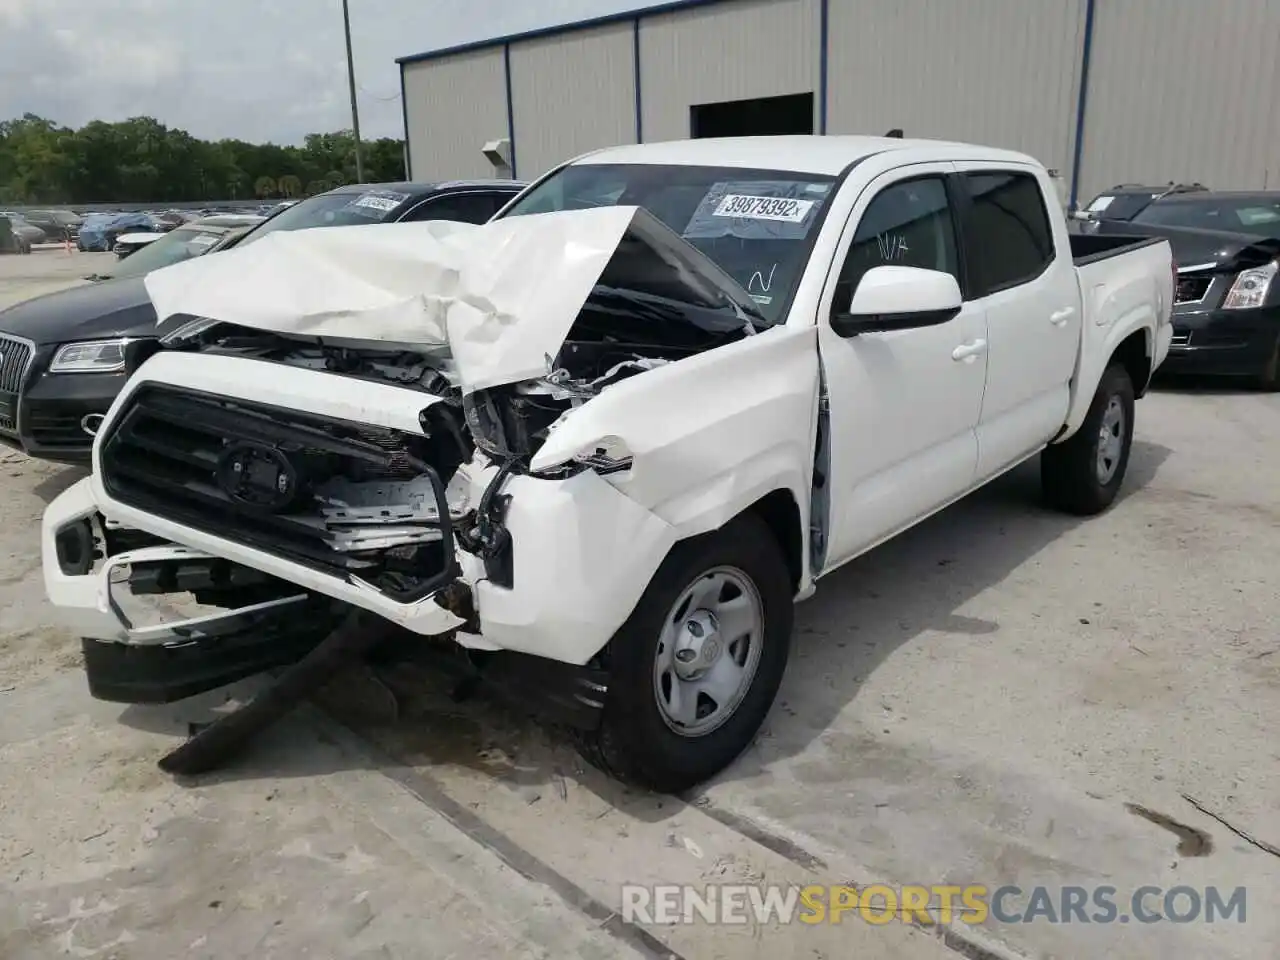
<box><xmin>400</xmin><ymin>0</ymin><xmax>1280</xmax><ymax>199</ymax></box>
<box><xmin>1078</xmin><ymin>0</ymin><xmax>1280</xmax><ymax>198</ymax></box>
<box><xmin>638</xmin><ymin>0</ymin><xmax>821</xmax><ymax>143</ymax></box>
<box><xmin>402</xmin><ymin>49</ymin><xmax>508</xmax><ymax>180</ymax></box>
<box><xmin>826</xmin><ymin>0</ymin><xmax>1087</xmax><ymax>176</ymax></box>
<box><xmin>509</xmin><ymin>23</ymin><xmax>637</xmax><ymax>179</ymax></box>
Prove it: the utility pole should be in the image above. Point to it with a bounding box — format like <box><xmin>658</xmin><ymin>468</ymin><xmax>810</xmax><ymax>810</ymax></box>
<box><xmin>342</xmin><ymin>0</ymin><xmax>364</xmax><ymax>183</ymax></box>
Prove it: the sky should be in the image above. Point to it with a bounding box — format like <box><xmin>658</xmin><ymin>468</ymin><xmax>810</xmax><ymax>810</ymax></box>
<box><xmin>0</xmin><ymin>0</ymin><xmax>659</xmax><ymax>144</ymax></box>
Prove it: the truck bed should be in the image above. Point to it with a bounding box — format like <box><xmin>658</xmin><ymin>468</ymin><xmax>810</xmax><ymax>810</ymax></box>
<box><xmin>1069</xmin><ymin>232</ymin><xmax>1166</xmax><ymax>266</ymax></box>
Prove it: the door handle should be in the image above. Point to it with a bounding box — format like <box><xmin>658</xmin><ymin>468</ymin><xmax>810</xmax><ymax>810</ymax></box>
<box><xmin>1049</xmin><ymin>307</ymin><xmax>1075</xmax><ymax>326</ymax></box>
<box><xmin>952</xmin><ymin>339</ymin><xmax>988</xmax><ymax>362</ymax></box>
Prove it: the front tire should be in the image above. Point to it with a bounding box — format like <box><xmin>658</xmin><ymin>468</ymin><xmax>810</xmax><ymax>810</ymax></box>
<box><xmin>1042</xmin><ymin>363</ymin><xmax>1136</xmax><ymax>516</ymax></box>
<box><xmin>573</xmin><ymin>513</ymin><xmax>793</xmax><ymax>793</ymax></box>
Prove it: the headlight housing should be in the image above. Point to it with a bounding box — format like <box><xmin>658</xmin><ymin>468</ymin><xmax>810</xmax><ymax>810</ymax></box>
<box><xmin>1222</xmin><ymin>261</ymin><xmax>1277</xmax><ymax>310</ymax></box>
<box><xmin>49</xmin><ymin>338</ymin><xmax>130</xmax><ymax>373</ymax></box>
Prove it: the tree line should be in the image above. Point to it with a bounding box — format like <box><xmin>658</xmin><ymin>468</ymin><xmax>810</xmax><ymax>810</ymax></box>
<box><xmin>0</xmin><ymin>113</ymin><xmax>409</xmax><ymax>205</ymax></box>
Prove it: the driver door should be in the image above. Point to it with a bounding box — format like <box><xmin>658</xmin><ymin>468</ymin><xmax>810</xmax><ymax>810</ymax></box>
<box><xmin>818</xmin><ymin>164</ymin><xmax>988</xmax><ymax>570</ymax></box>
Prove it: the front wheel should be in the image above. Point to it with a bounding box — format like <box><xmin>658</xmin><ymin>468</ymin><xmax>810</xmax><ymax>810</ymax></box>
<box><xmin>573</xmin><ymin>513</ymin><xmax>793</xmax><ymax>793</ymax></box>
<box><xmin>1041</xmin><ymin>363</ymin><xmax>1136</xmax><ymax>516</ymax></box>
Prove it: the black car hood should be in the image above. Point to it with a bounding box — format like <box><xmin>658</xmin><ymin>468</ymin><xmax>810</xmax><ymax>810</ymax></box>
<box><xmin>0</xmin><ymin>276</ymin><xmax>158</xmax><ymax>345</ymax></box>
<box><xmin>1095</xmin><ymin>221</ymin><xmax>1280</xmax><ymax>270</ymax></box>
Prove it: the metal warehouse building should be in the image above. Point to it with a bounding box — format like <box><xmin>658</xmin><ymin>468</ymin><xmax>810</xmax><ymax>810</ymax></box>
<box><xmin>397</xmin><ymin>0</ymin><xmax>1280</xmax><ymax>206</ymax></box>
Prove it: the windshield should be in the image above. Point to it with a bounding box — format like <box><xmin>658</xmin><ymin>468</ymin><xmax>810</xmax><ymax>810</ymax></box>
<box><xmin>1132</xmin><ymin>196</ymin><xmax>1280</xmax><ymax>237</ymax></box>
<box><xmin>1083</xmin><ymin>192</ymin><xmax>1162</xmax><ymax>221</ymax></box>
<box><xmin>101</xmin><ymin>226</ymin><xmax>227</xmax><ymax>279</ymax></box>
<box><xmin>235</xmin><ymin>188</ymin><xmax>412</xmax><ymax>247</ymax></box>
<box><xmin>501</xmin><ymin>163</ymin><xmax>838</xmax><ymax>323</ymax></box>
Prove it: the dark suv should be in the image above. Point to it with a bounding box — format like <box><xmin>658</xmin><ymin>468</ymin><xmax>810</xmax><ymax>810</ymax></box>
<box><xmin>0</xmin><ymin>179</ymin><xmax>526</xmax><ymax>463</ymax></box>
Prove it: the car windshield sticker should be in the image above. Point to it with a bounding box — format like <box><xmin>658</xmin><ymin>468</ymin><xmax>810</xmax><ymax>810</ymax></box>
<box><xmin>345</xmin><ymin>189</ymin><xmax>410</xmax><ymax>219</ymax></box>
<box><xmin>683</xmin><ymin>181</ymin><xmax>830</xmax><ymax>241</ymax></box>
<box><xmin>1087</xmin><ymin>195</ymin><xmax>1115</xmax><ymax>212</ymax></box>
<box><xmin>189</xmin><ymin>234</ymin><xmax>219</xmax><ymax>247</ymax></box>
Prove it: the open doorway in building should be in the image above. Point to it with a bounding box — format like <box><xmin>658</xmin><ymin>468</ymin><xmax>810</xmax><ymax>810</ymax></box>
<box><xmin>690</xmin><ymin>92</ymin><xmax>814</xmax><ymax>138</ymax></box>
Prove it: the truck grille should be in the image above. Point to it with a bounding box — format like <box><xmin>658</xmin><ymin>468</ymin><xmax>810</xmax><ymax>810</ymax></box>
<box><xmin>99</xmin><ymin>384</ymin><xmax>458</xmax><ymax>600</ymax></box>
<box><xmin>1170</xmin><ymin>330</ymin><xmax>1191</xmax><ymax>347</ymax></box>
<box><xmin>1175</xmin><ymin>274</ymin><xmax>1212</xmax><ymax>304</ymax></box>
<box><xmin>0</xmin><ymin>334</ymin><xmax>34</xmax><ymax>434</ymax></box>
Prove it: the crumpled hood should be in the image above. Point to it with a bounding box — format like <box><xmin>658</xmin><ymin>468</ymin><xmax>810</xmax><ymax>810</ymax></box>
<box><xmin>143</xmin><ymin>206</ymin><xmax>756</xmax><ymax>394</ymax></box>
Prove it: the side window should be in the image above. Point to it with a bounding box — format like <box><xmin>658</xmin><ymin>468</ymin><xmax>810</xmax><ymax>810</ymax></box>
<box><xmin>837</xmin><ymin>177</ymin><xmax>959</xmax><ymax>301</ymax></box>
<box><xmin>964</xmin><ymin>172</ymin><xmax>1055</xmax><ymax>292</ymax></box>
<box><xmin>403</xmin><ymin>193</ymin><xmax>497</xmax><ymax>224</ymax></box>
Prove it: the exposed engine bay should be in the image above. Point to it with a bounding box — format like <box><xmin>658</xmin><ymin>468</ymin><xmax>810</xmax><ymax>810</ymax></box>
<box><xmin>108</xmin><ymin>275</ymin><xmax>756</xmax><ymax>602</ymax></box>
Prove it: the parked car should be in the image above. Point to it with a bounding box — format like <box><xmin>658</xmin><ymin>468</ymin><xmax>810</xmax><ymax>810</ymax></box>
<box><xmin>77</xmin><ymin>213</ymin><xmax>160</xmax><ymax>252</ymax></box>
<box><xmin>38</xmin><ymin>137</ymin><xmax>1173</xmax><ymax>791</ymax></box>
<box><xmin>0</xmin><ymin>181</ymin><xmax>524</xmax><ymax>464</ymax></box>
<box><xmin>1090</xmin><ymin>190</ymin><xmax>1280</xmax><ymax>388</ymax></box>
<box><xmin>0</xmin><ymin>214</ymin><xmax>32</xmax><ymax>254</ymax></box>
<box><xmin>23</xmin><ymin>209</ymin><xmax>83</xmax><ymax>242</ymax></box>
<box><xmin>1074</xmin><ymin>182</ymin><xmax>1208</xmax><ymax>226</ymax></box>
<box><xmin>0</xmin><ymin>212</ymin><xmax>48</xmax><ymax>249</ymax></box>
<box><xmin>95</xmin><ymin>214</ymin><xmax>263</xmax><ymax>272</ymax></box>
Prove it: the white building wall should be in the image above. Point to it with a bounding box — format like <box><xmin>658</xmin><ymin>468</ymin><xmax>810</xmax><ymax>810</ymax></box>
<box><xmin>826</xmin><ymin>0</ymin><xmax>1087</xmax><ymax>177</ymax></box>
<box><xmin>1078</xmin><ymin>0</ymin><xmax>1280</xmax><ymax>198</ymax></box>
<box><xmin>509</xmin><ymin>22</ymin><xmax>637</xmax><ymax>180</ymax></box>
<box><xmin>402</xmin><ymin>48</ymin><xmax>508</xmax><ymax>180</ymax></box>
<box><xmin>638</xmin><ymin>0</ymin><xmax>822</xmax><ymax>143</ymax></box>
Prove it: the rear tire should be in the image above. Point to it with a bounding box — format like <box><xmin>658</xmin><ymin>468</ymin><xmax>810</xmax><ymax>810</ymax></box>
<box><xmin>1042</xmin><ymin>363</ymin><xmax>1135</xmax><ymax>516</ymax></box>
<box><xmin>572</xmin><ymin>513</ymin><xmax>793</xmax><ymax>794</ymax></box>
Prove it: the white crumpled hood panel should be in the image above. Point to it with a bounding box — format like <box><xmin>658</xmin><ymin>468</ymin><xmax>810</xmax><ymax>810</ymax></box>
<box><xmin>143</xmin><ymin>207</ymin><xmax>640</xmax><ymax>394</ymax></box>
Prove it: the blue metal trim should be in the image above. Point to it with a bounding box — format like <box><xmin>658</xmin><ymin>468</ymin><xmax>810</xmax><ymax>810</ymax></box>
<box><xmin>1068</xmin><ymin>0</ymin><xmax>1097</xmax><ymax>208</ymax></box>
<box><xmin>399</xmin><ymin>65</ymin><xmax>412</xmax><ymax>178</ymax></box>
<box><xmin>396</xmin><ymin>0</ymin><xmax>730</xmax><ymax>64</ymax></box>
<box><xmin>504</xmin><ymin>44</ymin><xmax>518</xmax><ymax>178</ymax></box>
<box><xmin>633</xmin><ymin>18</ymin><xmax>643</xmax><ymax>142</ymax></box>
<box><xmin>818</xmin><ymin>0</ymin><xmax>829</xmax><ymax>134</ymax></box>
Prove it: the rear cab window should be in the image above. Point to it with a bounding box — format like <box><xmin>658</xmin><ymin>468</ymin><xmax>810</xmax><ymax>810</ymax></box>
<box><xmin>963</xmin><ymin>171</ymin><xmax>1056</xmax><ymax>294</ymax></box>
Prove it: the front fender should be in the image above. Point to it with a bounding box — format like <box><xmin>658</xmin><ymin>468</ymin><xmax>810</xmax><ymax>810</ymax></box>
<box><xmin>531</xmin><ymin>324</ymin><xmax>820</xmax><ymax>542</ymax></box>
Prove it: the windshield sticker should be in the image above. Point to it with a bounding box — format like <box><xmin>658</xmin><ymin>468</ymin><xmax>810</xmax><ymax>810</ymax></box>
<box><xmin>683</xmin><ymin>180</ymin><xmax>830</xmax><ymax>241</ymax></box>
<box><xmin>1087</xmin><ymin>195</ymin><xmax>1115</xmax><ymax>212</ymax></box>
<box><xmin>713</xmin><ymin>194</ymin><xmax>815</xmax><ymax>223</ymax></box>
<box><xmin>345</xmin><ymin>189</ymin><xmax>410</xmax><ymax>218</ymax></box>
<box><xmin>188</xmin><ymin>234</ymin><xmax>218</xmax><ymax>247</ymax></box>
<box><xmin>749</xmin><ymin>294</ymin><xmax>773</xmax><ymax>305</ymax></box>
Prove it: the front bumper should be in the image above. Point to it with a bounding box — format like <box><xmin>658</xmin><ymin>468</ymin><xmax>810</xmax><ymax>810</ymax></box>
<box><xmin>1160</xmin><ymin>305</ymin><xmax>1280</xmax><ymax>378</ymax></box>
<box><xmin>48</xmin><ymin>352</ymin><xmax>678</xmax><ymax>669</ymax></box>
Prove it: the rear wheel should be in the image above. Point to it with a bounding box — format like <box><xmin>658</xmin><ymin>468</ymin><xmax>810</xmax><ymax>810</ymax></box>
<box><xmin>573</xmin><ymin>513</ymin><xmax>793</xmax><ymax>793</ymax></box>
<box><xmin>1042</xmin><ymin>363</ymin><xmax>1135</xmax><ymax>516</ymax></box>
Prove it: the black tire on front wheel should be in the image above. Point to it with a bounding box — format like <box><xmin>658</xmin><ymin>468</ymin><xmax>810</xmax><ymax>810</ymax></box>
<box><xmin>1042</xmin><ymin>363</ymin><xmax>1136</xmax><ymax>516</ymax></box>
<box><xmin>572</xmin><ymin>513</ymin><xmax>793</xmax><ymax>794</ymax></box>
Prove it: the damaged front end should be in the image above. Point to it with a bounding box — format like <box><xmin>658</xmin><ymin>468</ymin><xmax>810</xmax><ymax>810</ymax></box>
<box><xmin>45</xmin><ymin>206</ymin><xmax>773</xmax><ymax>718</ymax></box>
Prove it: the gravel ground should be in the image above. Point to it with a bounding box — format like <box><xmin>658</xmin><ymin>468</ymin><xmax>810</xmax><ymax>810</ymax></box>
<box><xmin>1</xmin><ymin>249</ymin><xmax>1276</xmax><ymax>959</ymax></box>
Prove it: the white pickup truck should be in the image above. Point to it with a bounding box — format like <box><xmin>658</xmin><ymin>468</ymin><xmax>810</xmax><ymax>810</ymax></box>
<box><xmin>43</xmin><ymin>136</ymin><xmax>1174</xmax><ymax>792</ymax></box>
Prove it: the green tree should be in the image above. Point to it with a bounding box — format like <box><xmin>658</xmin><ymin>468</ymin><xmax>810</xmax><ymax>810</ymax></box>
<box><xmin>0</xmin><ymin>114</ymin><xmax>408</xmax><ymax>204</ymax></box>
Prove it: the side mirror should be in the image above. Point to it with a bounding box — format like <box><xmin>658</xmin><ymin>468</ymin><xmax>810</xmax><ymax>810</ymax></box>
<box><xmin>830</xmin><ymin>266</ymin><xmax>962</xmax><ymax>337</ymax></box>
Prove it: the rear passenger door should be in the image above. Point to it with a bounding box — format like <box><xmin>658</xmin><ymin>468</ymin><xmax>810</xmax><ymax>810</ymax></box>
<box><xmin>953</xmin><ymin>165</ymin><xmax>1080</xmax><ymax>480</ymax></box>
<box><xmin>400</xmin><ymin>190</ymin><xmax>509</xmax><ymax>224</ymax></box>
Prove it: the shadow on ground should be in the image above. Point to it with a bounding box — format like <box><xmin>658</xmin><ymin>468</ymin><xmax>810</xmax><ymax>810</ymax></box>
<box><xmin>128</xmin><ymin>442</ymin><xmax>1170</xmax><ymax>828</ymax></box>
